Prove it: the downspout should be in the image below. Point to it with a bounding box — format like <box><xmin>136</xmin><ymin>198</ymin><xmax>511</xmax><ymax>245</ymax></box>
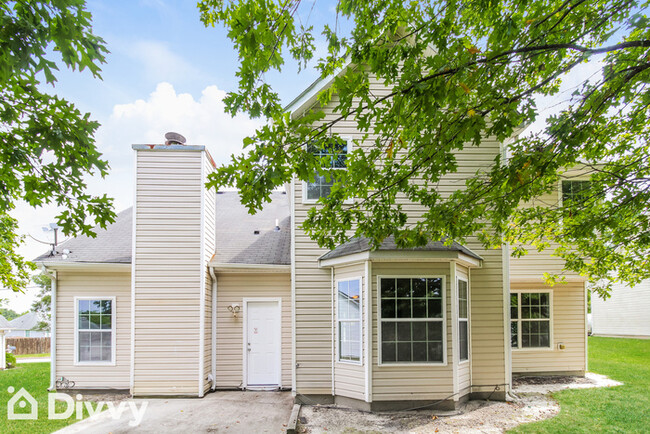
<box><xmin>209</xmin><ymin>266</ymin><xmax>218</xmax><ymax>390</ymax></box>
<box><xmin>331</xmin><ymin>267</ymin><xmax>335</xmax><ymax>397</ymax></box>
<box><xmin>42</xmin><ymin>266</ymin><xmax>57</xmax><ymax>390</ymax></box>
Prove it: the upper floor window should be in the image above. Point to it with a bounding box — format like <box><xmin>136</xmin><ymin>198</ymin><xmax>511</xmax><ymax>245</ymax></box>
<box><xmin>562</xmin><ymin>180</ymin><xmax>590</xmax><ymax>206</ymax></box>
<box><xmin>305</xmin><ymin>138</ymin><xmax>348</xmax><ymax>201</ymax></box>
<box><xmin>511</xmin><ymin>292</ymin><xmax>551</xmax><ymax>349</ymax></box>
<box><xmin>76</xmin><ymin>297</ymin><xmax>115</xmax><ymax>364</ymax></box>
<box><xmin>337</xmin><ymin>278</ymin><xmax>362</xmax><ymax>363</ymax></box>
<box><xmin>379</xmin><ymin>277</ymin><xmax>445</xmax><ymax>364</ymax></box>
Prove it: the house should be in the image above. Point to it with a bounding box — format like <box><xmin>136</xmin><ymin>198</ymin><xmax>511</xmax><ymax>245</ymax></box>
<box><xmin>34</xmin><ymin>76</ymin><xmax>588</xmax><ymax>410</ymax></box>
<box><xmin>591</xmin><ymin>281</ymin><xmax>650</xmax><ymax>338</ymax></box>
<box><xmin>7</xmin><ymin>312</ymin><xmax>50</xmax><ymax>338</ymax></box>
<box><xmin>0</xmin><ymin>315</ymin><xmax>13</xmax><ymax>369</ymax></box>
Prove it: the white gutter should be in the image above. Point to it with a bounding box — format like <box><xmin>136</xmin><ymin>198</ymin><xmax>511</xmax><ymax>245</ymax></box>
<box><xmin>290</xmin><ymin>175</ymin><xmax>297</xmax><ymax>396</ymax></box>
<box><xmin>209</xmin><ymin>266</ymin><xmax>218</xmax><ymax>390</ymax></box>
<box><xmin>331</xmin><ymin>267</ymin><xmax>335</xmax><ymax>396</ymax></box>
<box><xmin>208</xmin><ymin>263</ymin><xmax>290</xmax><ymax>273</ymax></box>
<box><xmin>41</xmin><ymin>266</ymin><xmax>57</xmax><ymax>390</ymax></box>
<box><xmin>36</xmin><ymin>262</ymin><xmax>131</xmax><ymax>272</ymax></box>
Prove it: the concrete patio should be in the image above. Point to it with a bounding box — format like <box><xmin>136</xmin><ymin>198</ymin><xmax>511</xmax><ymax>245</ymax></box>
<box><xmin>54</xmin><ymin>391</ymin><xmax>294</xmax><ymax>434</ymax></box>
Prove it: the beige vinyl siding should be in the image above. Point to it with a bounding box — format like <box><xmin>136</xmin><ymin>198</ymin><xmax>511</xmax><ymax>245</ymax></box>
<box><xmin>334</xmin><ymin>263</ymin><xmax>365</xmax><ymax>401</ymax></box>
<box><xmin>215</xmin><ymin>272</ymin><xmax>292</xmax><ymax>389</ymax></box>
<box><xmin>511</xmin><ymin>281</ymin><xmax>586</xmax><ymax>374</ymax></box>
<box><xmin>457</xmin><ymin>265</ymin><xmax>471</xmax><ymax>396</ymax></box>
<box><xmin>203</xmin><ymin>157</ymin><xmax>217</xmax><ymax>394</ymax></box>
<box><xmin>133</xmin><ymin>149</ymin><xmax>204</xmax><ymax>396</ymax></box>
<box><xmin>592</xmin><ymin>280</ymin><xmax>650</xmax><ymax>337</ymax></box>
<box><xmin>510</xmin><ymin>169</ymin><xmax>591</xmax><ymax>282</ymax></box>
<box><xmin>372</xmin><ymin>263</ymin><xmax>453</xmax><ymax>401</ymax></box>
<box><xmin>55</xmin><ymin>271</ymin><xmax>131</xmax><ymax>389</ymax></box>
<box><xmin>292</xmin><ymin>78</ymin><xmax>506</xmax><ymax>398</ymax></box>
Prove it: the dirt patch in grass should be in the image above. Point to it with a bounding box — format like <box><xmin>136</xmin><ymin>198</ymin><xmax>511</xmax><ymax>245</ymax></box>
<box><xmin>298</xmin><ymin>374</ymin><xmax>621</xmax><ymax>434</ymax></box>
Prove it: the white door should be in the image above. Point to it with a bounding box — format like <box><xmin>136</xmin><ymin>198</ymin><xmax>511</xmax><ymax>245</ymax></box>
<box><xmin>246</xmin><ymin>300</ymin><xmax>281</xmax><ymax>387</ymax></box>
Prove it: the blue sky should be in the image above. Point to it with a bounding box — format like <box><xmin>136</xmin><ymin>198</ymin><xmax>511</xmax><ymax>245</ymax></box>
<box><xmin>3</xmin><ymin>0</ymin><xmax>603</xmax><ymax>311</ymax></box>
<box><xmin>5</xmin><ymin>0</ymin><xmax>331</xmax><ymax>311</ymax></box>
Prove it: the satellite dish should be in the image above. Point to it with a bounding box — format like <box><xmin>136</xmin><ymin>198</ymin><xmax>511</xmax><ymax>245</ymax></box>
<box><xmin>165</xmin><ymin>132</ymin><xmax>186</xmax><ymax>145</ymax></box>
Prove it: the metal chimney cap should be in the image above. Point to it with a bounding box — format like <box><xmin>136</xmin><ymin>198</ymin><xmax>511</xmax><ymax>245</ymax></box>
<box><xmin>165</xmin><ymin>132</ymin><xmax>186</xmax><ymax>145</ymax></box>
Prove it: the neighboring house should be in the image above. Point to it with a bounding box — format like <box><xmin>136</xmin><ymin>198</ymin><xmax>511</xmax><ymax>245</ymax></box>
<box><xmin>0</xmin><ymin>315</ymin><xmax>13</xmax><ymax>369</ymax></box>
<box><xmin>592</xmin><ymin>281</ymin><xmax>650</xmax><ymax>338</ymax></box>
<box><xmin>34</xmin><ymin>75</ymin><xmax>588</xmax><ymax>410</ymax></box>
<box><xmin>7</xmin><ymin>312</ymin><xmax>50</xmax><ymax>338</ymax></box>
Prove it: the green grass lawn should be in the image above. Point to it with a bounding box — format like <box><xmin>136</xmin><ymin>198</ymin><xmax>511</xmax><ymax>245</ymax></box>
<box><xmin>511</xmin><ymin>336</ymin><xmax>650</xmax><ymax>433</ymax></box>
<box><xmin>15</xmin><ymin>354</ymin><xmax>50</xmax><ymax>359</ymax></box>
<box><xmin>0</xmin><ymin>362</ymin><xmax>92</xmax><ymax>434</ymax></box>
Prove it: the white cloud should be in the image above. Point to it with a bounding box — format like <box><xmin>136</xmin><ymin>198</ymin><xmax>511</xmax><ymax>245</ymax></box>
<box><xmin>10</xmin><ymin>82</ymin><xmax>260</xmax><ymax>310</ymax></box>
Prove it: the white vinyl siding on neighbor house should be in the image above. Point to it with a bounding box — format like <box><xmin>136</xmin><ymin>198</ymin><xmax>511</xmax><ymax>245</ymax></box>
<box><xmin>511</xmin><ymin>281</ymin><xmax>586</xmax><ymax>374</ymax></box>
<box><xmin>292</xmin><ymin>77</ymin><xmax>507</xmax><ymax>399</ymax></box>
<box><xmin>592</xmin><ymin>280</ymin><xmax>650</xmax><ymax>338</ymax></box>
<box><xmin>55</xmin><ymin>271</ymin><xmax>130</xmax><ymax>389</ymax></box>
<box><xmin>132</xmin><ymin>148</ymin><xmax>205</xmax><ymax>396</ymax></box>
<box><xmin>214</xmin><ymin>272</ymin><xmax>292</xmax><ymax>389</ymax></box>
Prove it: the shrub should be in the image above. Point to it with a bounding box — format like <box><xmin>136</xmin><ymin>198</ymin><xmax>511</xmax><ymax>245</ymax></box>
<box><xmin>6</xmin><ymin>352</ymin><xmax>16</xmax><ymax>368</ymax></box>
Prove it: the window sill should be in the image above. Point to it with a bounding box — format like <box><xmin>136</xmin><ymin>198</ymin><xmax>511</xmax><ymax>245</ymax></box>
<box><xmin>459</xmin><ymin>359</ymin><xmax>470</xmax><ymax>365</ymax></box>
<box><xmin>511</xmin><ymin>347</ymin><xmax>553</xmax><ymax>352</ymax></box>
<box><xmin>74</xmin><ymin>361</ymin><xmax>116</xmax><ymax>367</ymax></box>
<box><xmin>377</xmin><ymin>361</ymin><xmax>448</xmax><ymax>367</ymax></box>
<box><xmin>336</xmin><ymin>359</ymin><xmax>363</xmax><ymax>366</ymax></box>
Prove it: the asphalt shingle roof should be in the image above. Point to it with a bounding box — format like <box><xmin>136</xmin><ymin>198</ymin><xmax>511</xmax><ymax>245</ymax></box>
<box><xmin>320</xmin><ymin>236</ymin><xmax>483</xmax><ymax>261</ymax></box>
<box><xmin>213</xmin><ymin>191</ymin><xmax>291</xmax><ymax>265</ymax></box>
<box><xmin>8</xmin><ymin>312</ymin><xmax>39</xmax><ymax>331</ymax></box>
<box><xmin>34</xmin><ymin>208</ymin><xmax>132</xmax><ymax>264</ymax></box>
<box><xmin>0</xmin><ymin>315</ymin><xmax>12</xmax><ymax>330</ymax></box>
<box><xmin>34</xmin><ymin>191</ymin><xmax>292</xmax><ymax>267</ymax></box>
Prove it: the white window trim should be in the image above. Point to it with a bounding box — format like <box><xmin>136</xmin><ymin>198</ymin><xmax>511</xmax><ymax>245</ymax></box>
<box><xmin>335</xmin><ymin>277</ymin><xmax>363</xmax><ymax>366</ymax></box>
<box><xmin>74</xmin><ymin>296</ymin><xmax>117</xmax><ymax>366</ymax></box>
<box><xmin>302</xmin><ymin>136</ymin><xmax>353</xmax><ymax>205</ymax></box>
<box><xmin>558</xmin><ymin>177</ymin><xmax>591</xmax><ymax>208</ymax></box>
<box><xmin>457</xmin><ymin>277</ymin><xmax>470</xmax><ymax>364</ymax></box>
<box><xmin>377</xmin><ymin>275</ymin><xmax>447</xmax><ymax>367</ymax></box>
<box><xmin>510</xmin><ymin>290</ymin><xmax>554</xmax><ymax>352</ymax></box>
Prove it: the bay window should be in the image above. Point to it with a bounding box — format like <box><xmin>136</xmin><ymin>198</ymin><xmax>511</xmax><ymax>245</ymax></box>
<box><xmin>379</xmin><ymin>277</ymin><xmax>445</xmax><ymax>364</ymax></box>
<box><xmin>337</xmin><ymin>278</ymin><xmax>362</xmax><ymax>363</ymax></box>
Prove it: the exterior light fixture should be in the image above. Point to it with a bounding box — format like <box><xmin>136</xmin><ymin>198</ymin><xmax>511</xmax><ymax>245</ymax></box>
<box><xmin>227</xmin><ymin>304</ymin><xmax>241</xmax><ymax>318</ymax></box>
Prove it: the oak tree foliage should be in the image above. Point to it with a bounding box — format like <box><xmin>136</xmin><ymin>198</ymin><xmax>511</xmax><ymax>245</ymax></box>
<box><xmin>1</xmin><ymin>0</ymin><xmax>115</xmax><ymax>291</ymax></box>
<box><xmin>199</xmin><ymin>0</ymin><xmax>650</xmax><ymax>296</ymax></box>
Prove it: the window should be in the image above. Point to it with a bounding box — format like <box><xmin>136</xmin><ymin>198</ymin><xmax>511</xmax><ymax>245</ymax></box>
<box><xmin>379</xmin><ymin>277</ymin><xmax>445</xmax><ymax>364</ymax></box>
<box><xmin>562</xmin><ymin>180</ymin><xmax>590</xmax><ymax>206</ymax></box>
<box><xmin>337</xmin><ymin>278</ymin><xmax>362</xmax><ymax>363</ymax></box>
<box><xmin>458</xmin><ymin>278</ymin><xmax>469</xmax><ymax>362</ymax></box>
<box><xmin>305</xmin><ymin>138</ymin><xmax>348</xmax><ymax>200</ymax></box>
<box><xmin>510</xmin><ymin>292</ymin><xmax>551</xmax><ymax>349</ymax></box>
<box><xmin>76</xmin><ymin>298</ymin><xmax>115</xmax><ymax>364</ymax></box>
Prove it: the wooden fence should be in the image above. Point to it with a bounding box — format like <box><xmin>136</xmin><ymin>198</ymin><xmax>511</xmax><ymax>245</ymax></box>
<box><xmin>6</xmin><ymin>337</ymin><xmax>50</xmax><ymax>355</ymax></box>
